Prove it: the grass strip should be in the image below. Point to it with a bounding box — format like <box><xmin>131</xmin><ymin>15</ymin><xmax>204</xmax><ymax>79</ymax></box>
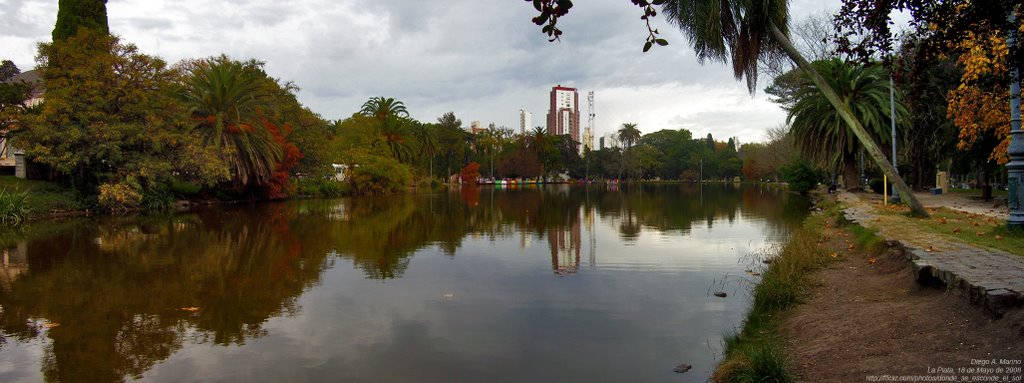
<box><xmin>712</xmin><ymin>201</ymin><xmax>836</xmax><ymax>383</ymax></box>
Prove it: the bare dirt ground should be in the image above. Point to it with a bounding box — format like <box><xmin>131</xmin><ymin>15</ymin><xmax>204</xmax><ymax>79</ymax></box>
<box><xmin>782</xmin><ymin>223</ymin><xmax>1024</xmax><ymax>383</ymax></box>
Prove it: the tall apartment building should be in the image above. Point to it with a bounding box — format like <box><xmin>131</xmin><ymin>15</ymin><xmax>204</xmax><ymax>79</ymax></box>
<box><xmin>519</xmin><ymin>109</ymin><xmax>532</xmax><ymax>136</ymax></box>
<box><xmin>546</xmin><ymin>85</ymin><xmax>580</xmax><ymax>144</ymax></box>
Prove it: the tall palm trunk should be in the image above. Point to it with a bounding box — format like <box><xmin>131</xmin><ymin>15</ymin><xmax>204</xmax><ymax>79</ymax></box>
<box><xmin>842</xmin><ymin>152</ymin><xmax>860</xmax><ymax>192</ymax></box>
<box><xmin>769</xmin><ymin>23</ymin><xmax>928</xmax><ymax>217</ymax></box>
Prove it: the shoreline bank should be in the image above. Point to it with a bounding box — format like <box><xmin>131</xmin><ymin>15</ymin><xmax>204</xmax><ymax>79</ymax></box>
<box><xmin>712</xmin><ymin>192</ymin><xmax>1023</xmax><ymax>382</ymax></box>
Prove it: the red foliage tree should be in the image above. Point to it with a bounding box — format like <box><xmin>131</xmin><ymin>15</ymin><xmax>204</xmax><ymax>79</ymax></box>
<box><xmin>262</xmin><ymin>118</ymin><xmax>303</xmax><ymax>199</ymax></box>
<box><xmin>741</xmin><ymin>158</ymin><xmax>760</xmax><ymax>181</ymax></box>
<box><xmin>460</xmin><ymin>162</ymin><xmax>481</xmax><ymax>184</ymax></box>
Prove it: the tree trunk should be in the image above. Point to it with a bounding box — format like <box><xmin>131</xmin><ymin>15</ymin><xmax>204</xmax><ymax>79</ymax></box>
<box><xmin>769</xmin><ymin>23</ymin><xmax>929</xmax><ymax>217</ymax></box>
<box><xmin>842</xmin><ymin>153</ymin><xmax>860</xmax><ymax>192</ymax></box>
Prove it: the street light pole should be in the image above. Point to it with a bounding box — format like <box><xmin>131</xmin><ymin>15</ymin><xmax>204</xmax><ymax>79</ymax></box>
<box><xmin>890</xmin><ymin>76</ymin><xmax>900</xmax><ymax>202</ymax></box>
<box><xmin>1007</xmin><ymin>11</ymin><xmax>1024</xmax><ymax>227</ymax></box>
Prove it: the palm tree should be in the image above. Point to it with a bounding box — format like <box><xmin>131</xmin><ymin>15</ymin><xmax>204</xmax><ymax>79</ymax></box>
<box><xmin>378</xmin><ymin>116</ymin><xmax>413</xmax><ymax>164</ymax></box>
<box><xmin>618</xmin><ymin>123</ymin><xmax>642</xmax><ymax>180</ymax></box>
<box><xmin>360</xmin><ymin>97</ymin><xmax>408</xmax><ymax>121</ymax></box>
<box><xmin>657</xmin><ymin>0</ymin><xmax>928</xmax><ymax>216</ymax></box>
<box><xmin>476</xmin><ymin>127</ymin><xmax>499</xmax><ymax>178</ymax></box>
<box><xmin>617</xmin><ymin>123</ymin><xmax>641</xmax><ymax>149</ymax></box>
<box><xmin>412</xmin><ymin>122</ymin><xmax>439</xmax><ymax>180</ymax></box>
<box><xmin>527</xmin><ymin>127</ymin><xmax>557</xmax><ymax>177</ymax></box>
<box><xmin>788</xmin><ymin>59</ymin><xmax>907</xmax><ymax>191</ymax></box>
<box><xmin>182</xmin><ymin>56</ymin><xmax>281</xmax><ymax>186</ymax></box>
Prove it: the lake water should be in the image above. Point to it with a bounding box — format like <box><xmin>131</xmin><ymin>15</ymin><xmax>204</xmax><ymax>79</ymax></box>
<box><xmin>0</xmin><ymin>183</ymin><xmax>808</xmax><ymax>382</ymax></box>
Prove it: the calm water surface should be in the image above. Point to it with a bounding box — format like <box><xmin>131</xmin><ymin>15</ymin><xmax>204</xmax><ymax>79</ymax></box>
<box><xmin>0</xmin><ymin>184</ymin><xmax>808</xmax><ymax>382</ymax></box>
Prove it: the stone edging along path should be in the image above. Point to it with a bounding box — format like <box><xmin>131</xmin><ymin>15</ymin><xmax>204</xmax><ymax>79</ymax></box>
<box><xmin>839</xmin><ymin>192</ymin><xmax>1024</xmax><ymax>317</ymax></box>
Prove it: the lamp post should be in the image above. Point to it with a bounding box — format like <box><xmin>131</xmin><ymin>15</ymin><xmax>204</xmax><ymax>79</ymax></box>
<box><xmin>1008</xmin><ymin>11</ymin><xmax>1023</xmax><ymax>227</ymax></box>
<box><xmin>890</xmin><ymin>77</ymin><xmax>900</xmax><ymax>203</ymax></box>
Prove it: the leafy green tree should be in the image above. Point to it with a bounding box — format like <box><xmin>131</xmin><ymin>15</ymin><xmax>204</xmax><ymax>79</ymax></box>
<box><xmin>0</xmin><ymin>60</ymin><xmax>33</xmax><ymax>132</ymax></box>
<box><xmin>641</xmin><ymin>129</ymin><xmax>695</xmax><ymax>179</ymax></box>
<box><xmin>891</xmin><ymin>33</ymin><xmax>961</xmax><ymax>190</ymax></box>
<box><xmin>13</xmin><ymin>30</ymin><xmax>225</xmax><ymax>207</ymax></box>
<box><xmin>331</xmin><ymin>113</ymin><xmax>388</xmax><ymax>164</ymax></box>
<box><xmin>787</xmin><ymin>59</ymin><xmax>907</xmax><ymax>191</ymax></box>
<box><xmin>780</xmin><ymin>158</ymin><xmax>820</xmax><ymax>194</ymax></box>
<box><xmin>52</xmin><ymin>0</ymin><xmax>108</xmax><ymax>41</ymax></box>
<box><xmin>347</xmin><ymin>153</ymin><xmax>413</xmax><ymax>195</ymax></box>
<box><xmin>0</xmin><ymin>60</ymin><xmax>19</xmax><ymax>80</ymax></box>
<box><xmin>360</xmin><ymin>97</ymin><xmax>408</xmax><ymax>120</ymax></box>
<box><xmin>436</xmin><ymin>112</ymin><xmax>468</xmax><ymax>179</ymax></box>
<box><xmin>181</xmin><ymin>55</ymin><xmax>282</xmax><ymax>189</ymax></box>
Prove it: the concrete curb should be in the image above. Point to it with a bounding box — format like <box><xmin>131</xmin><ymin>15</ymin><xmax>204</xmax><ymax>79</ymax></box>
<box><xmin>842</xmin><ymin>209</ymin><xmax>1023</xmax><ymax>318</ymax></box>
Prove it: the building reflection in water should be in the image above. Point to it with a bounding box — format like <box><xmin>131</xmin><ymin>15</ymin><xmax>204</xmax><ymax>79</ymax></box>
<box><xmin>548</xmin><ymin>213</ymin><xmax>582</xmax><ymax>275</ymax></box>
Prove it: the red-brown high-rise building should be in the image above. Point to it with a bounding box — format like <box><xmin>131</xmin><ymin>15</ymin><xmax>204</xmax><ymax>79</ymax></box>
<box><xmin>546</xmin><ymin>85</ymin><xmax>580</xmax><ymax>144</ymax></box>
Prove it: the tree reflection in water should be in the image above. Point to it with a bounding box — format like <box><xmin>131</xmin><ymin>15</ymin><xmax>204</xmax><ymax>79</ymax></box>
<box><xmin>0</xmin><ymin>184</ymin><xmax>806</xmax><ymax>382</ymax></box>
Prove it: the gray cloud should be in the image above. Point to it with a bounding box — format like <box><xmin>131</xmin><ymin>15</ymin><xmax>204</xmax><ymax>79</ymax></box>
<box><xmin>1</xmin><ymin>0</ymin><xmax>845</xmax><ymax>142</ymax></box>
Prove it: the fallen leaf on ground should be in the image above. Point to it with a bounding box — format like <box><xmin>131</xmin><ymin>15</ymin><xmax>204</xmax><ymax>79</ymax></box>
<box><xmin>830</xmin><ymin>252</ymin><xmax>839</xmax><ymax>258</ymax></box>
<box><xmin>925</xmin><ymin>246</ymin><xmax>934</xmax><ymax>252</ymax></box>
<box><xmin>847</xmin><ymin>244</ymin><xmax>855</xmax><ymax>250</ymax></box>
<box><xmin>179</xmin><ymin>307</ymin><xmax>200</xmax><ymax>312</ymax></box>
<box><xmin>976</xmin><ymin>232</ymin><xmax>985</xmax><ymax>236</ymax></box>
<box><xmin>995</xmin><ymin>235</ymin><xmax>1003</xmax><ymax>240</ymax></box>
<box><xmin>43</xmin><ymin>322</ymin><xmax>60</xmax><ymax>328</ymax></box>
<box><xmin>938</xmin><ymin>217</ymin><xmax>948</xmax><ymax>224</ymax></box>
<box><xmin>867</xmin><ymin>258</ymin><xmax>877</xmax><ymax>265</ymax></box>
<box><xmin>952</xmin><ymin>227</ymin><xmax>961</xmax><ymax>234</ymax></box>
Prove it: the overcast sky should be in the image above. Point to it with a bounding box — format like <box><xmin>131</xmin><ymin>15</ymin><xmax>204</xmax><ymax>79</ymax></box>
<box><xmin>1</xmin><ymin>0</ymin><xmax>845</xmax><ymax>143</ymax></box>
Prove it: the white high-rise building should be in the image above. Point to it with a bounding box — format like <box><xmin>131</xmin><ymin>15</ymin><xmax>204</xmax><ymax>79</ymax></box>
<box><xmin>600</xmin><ymin>133</ymin><xmax>620</xmax><ymax>150</ymax></box>
<box><xmin>519</xmin><ymin>109</ymin><xmax>532</xmax><ymax>136</ymax></box>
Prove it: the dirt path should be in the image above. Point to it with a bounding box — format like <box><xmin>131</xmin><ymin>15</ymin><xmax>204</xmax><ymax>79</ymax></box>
<box><xmin>782</xmin><ymin>225</ymin><xmax>1023</xmax><ymax>382</ymax></box>
<box><xmin>867</xmin><ymin>190</ymin><xmax>1009</xmax><ymax>219</ymax></box>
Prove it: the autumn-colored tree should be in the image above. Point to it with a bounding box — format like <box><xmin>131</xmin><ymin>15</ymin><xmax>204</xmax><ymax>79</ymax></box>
<box><xmin>742</xmin><ymin>157</ymin><xmax>761</xmax><ymax>181</ymax></box>
<box><xmin>947</xmin><ymin>30</ymin><xmax>1019</xmax><ymax>165</ymax></box>
<box><xmin>261</xmin><ymin>118</ymin><xmax>303</xmax><ymax>199</ymax></box>
<box><xmin>460</xmin><ymin>162</ymin><xmax>481</xmax><ymax>184</ymax></box>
